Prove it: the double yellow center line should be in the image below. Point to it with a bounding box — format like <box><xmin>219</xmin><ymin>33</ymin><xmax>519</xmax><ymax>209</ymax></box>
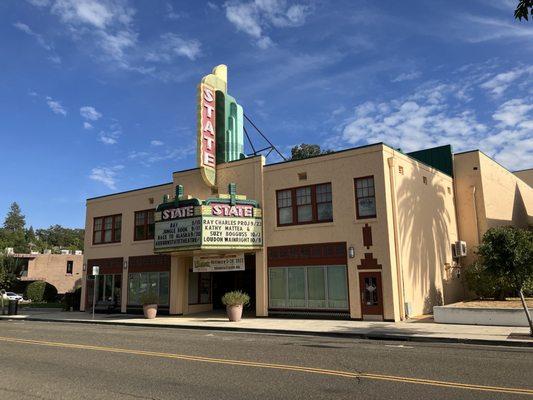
<box><xmin>0</xmin><ymin>335</ymin><xmax>531</xmax><ymax>396</ymax></box>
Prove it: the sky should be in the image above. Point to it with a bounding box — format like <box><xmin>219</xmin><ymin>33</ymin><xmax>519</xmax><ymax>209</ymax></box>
<box><xmin>0</xmin><ymin>0</ymin><xmax>532</xmax><ymax>229</ymax></box>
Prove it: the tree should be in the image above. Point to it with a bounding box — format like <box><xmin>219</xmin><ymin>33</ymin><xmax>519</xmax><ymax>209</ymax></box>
<box><xmin>476</xmin><ymin>227</ymin><xmax>533</xmax><ymax>336</ymax></box>
<box><xmin>515</xmin><ymin>0</ymin><xmax>533</xmax><ymax>21</ymax></box>
<box><xmin>3</xmin><ymin>202</ymin><xmax>25</xmax><ymax>232</ymax></box>
<box><xmin>289</xmin><ymin>144</ymin><xmax>333</xmax><ymax>161</ymax></box>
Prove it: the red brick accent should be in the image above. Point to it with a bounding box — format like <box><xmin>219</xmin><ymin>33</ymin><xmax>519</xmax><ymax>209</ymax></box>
<box><xmin>357</xmin><ymin>253</ymin><xmax>382</xmax><ymax>269</ymax></box>
<box><xmin>362</xmin><ymin>223</ymin><xmax>372</xmax><ymax>249</ymax></box>
<box><xmin>268</xmin><ymin>242</ymin><xmax>347</xmax><ymax>266</ymax></box>
<box><xmin>87</xmin><ymin>257</ymin><xmax>123</xmax><ymax>275</ymax></box>
<box><xmin>129</xmin><ymin>255</ymin><xmax>171</xmax><ymax>272</ymax></box>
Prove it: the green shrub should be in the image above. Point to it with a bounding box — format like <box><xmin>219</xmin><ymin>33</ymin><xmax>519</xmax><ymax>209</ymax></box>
<box><xmin>25</xmin><ymin>281</ymin><xmax>58</xmax><ymax>302</ymax></box>
<box><xmin>463</xmin><ymin>262</ymin><xmax>512</xmax><ymax>300</ymax></box>
<box><xmin>140</xmin><ymin>291</ymin><xmax>159</xmax><ymax>305</ymax></box>
<box><xmin>221</xmin><ymin>291</ymin><xmax>250</xmax><ymax>307</ymax></box>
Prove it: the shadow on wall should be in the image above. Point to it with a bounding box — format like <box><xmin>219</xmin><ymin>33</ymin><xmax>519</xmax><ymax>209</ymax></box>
<box><xmin>397</xmin><ymin>164</ymin><xmax>450</xmax><ymax>314</ymax></box>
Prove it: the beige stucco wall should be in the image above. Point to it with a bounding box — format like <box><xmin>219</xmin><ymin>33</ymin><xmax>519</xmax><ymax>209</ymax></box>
<box><xmin>81</xmin><ymin>182</ymin><xmax>173</xmax><ymax>311</ymax></box>
<box><xmin>24</xmin><ymin>254</ymin><xmax>84</xmax><ymax>294</ymax></box>
<box><xmin>384</xmin><ymin>149</ymin><xmax>460</xmax><ymax>317</ymax></box>
<box><xmin>514</xmin><ymin>168</ymin><xmax>533</xmax><ymax>187</ymax></box>
<box><xmin>454</xmin><ymin>151</ymin><xmax>533</xmax><ymax>268</ymax></box>
<box><xmin>264</xmin><ymin>144</ymin><xmax>398</xmax><ymax>320</ymax></box>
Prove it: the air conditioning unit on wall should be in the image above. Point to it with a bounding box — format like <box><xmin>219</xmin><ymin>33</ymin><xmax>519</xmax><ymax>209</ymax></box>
<box><xmin>452</xmin><ymin>241</ymin><xmax>467</xmax><ymax>258</ymax></box>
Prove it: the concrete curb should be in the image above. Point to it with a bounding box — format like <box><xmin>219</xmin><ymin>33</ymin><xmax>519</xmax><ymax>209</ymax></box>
<box><xmin>2</xmin><ymin>316</ymin><xmax>532</xmax><ymax>348</ymax></box>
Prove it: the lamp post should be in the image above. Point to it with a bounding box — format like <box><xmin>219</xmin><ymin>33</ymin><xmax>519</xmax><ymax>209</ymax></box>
<box><xmin>91</xmin><ymin>266</ymin><xmax>99</xmax><ymax>319</ymax></box>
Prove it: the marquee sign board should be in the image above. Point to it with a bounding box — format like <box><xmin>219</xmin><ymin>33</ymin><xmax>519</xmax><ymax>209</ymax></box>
<box><xmin>154</xmin><ymin>184</ymin><xmax>262</xmax><ymax>253</ymax></box>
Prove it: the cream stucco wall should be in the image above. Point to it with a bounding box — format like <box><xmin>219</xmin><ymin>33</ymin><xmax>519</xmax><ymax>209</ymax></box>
<box><xmin>384</xmin><ymin>149</ymin><xmax>460</xmax><ymax>317</ymax></box>
<box><xmin>514</xmin><ymin>168</ymin><xmax>533</xmax><ymax>187</ymax></box>
<box><xmin>81</xmin><ymin>182</ymin><xmax>173</xmax><ymax>311</ymax></box>
<box><xmin>454</xmin><ymin>151</ymin><xmax>533</xmax><ymax>268</ymax></box>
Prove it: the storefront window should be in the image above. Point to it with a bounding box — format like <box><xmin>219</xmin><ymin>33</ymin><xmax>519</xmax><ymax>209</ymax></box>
<box><xmin>94</xmin><ymin>274</ymin><xmax>121</xmax><ymax>305</ymax></box>
<box><xmin>268</xmin><ymin>265</ymin><xmax>348</xmax><ymax>310</ymax></box>
<box><xmin>269</xmin><ymin>268</ymin><xmax>287</xmax><ymax>308</ymax></box>
<box><xmin>128</xmin><ymin>271</ymin><xmax>169</xmax><ymax>305</ymax></box>
<box><xmin>288</xmin><ymin>267</ymin><xmax>306</xmax><ymax>307</ymax></box>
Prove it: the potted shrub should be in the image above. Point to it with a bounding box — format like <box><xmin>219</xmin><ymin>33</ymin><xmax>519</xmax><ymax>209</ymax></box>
<box><xmin>140</xmin><ymin>291</ymin><xmax>159</xmax><ymax>319</ymax></box>
<box><xmin>221</xmin><ymin>291</ymin><xmax>250</xmax><ymax>322</ymax></box>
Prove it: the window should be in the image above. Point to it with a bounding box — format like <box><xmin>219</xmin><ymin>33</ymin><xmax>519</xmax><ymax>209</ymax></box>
<box><xmin>276</xmin><ymin>183</ymin><xmax>333</xmax><ymax>226</ymax></box>
<box><xmin>268</xmin><ymin>265</ymin><xmax>348</xmax><ymax>310</ymax></box>
<box><xmin>95</xmin><ymin>274</ymin><xmax>121</xmax><ymax>305</ymax></box>
<box><xmin>188</xmin><ymin>270</ymin><xmax>212</xmax><ymax>305</ymax></box>
<box><xmin>355</xmin><ymin>176</ymin><xmax>376</xmax><ymax>219</ymax></box>
<box><xmin>93</xmin><ymin>214</ymin><xmax>121</xmax><ymax>244</ymax></box>
<box><xmin>127</xmin><ymin>271</ymin><xmax>169</xmax><ymax>306</ymax></box>
<box><xmin>66</xmin><ymin>260</ymin><xmax>73</xmax><ymax>275</ymax></box>
<box><xmin>134</xmin><ymin>210</ymin><xmax>155</xmax><ymax>241</ymax></box>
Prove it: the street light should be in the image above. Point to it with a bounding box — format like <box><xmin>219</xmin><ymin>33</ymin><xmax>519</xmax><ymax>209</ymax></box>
<box><xmin>91</xmin><ymin>266</ymin><xmax>99</xmax><ymax>319</ymax></box>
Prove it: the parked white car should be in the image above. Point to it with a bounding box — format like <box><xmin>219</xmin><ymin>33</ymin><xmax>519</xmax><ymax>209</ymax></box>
<box><xmin>5</xmin><ymin>292</ymin><xmax>23</xmax><ymax>301</ymax></box>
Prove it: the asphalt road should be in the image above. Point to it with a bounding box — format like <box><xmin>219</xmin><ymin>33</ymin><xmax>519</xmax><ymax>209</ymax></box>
<box><xmin>0</xmin><ymin>320</ymin><xmax>532</xmax><ymax>399</ymax></box>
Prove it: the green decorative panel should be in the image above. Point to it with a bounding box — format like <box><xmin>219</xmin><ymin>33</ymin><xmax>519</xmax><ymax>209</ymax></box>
<box><xmin>407</xmin><ymin>144</ymin><xmax>454</xmax><ymax>177</ymax></box>
<box><xmin>215</xmin><ymin>90</ymin><xmax>244</xmax><ymax>164</ymax></box>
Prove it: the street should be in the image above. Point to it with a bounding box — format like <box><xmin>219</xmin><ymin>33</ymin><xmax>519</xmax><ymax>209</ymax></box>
<box><xmin>0</xmin><ymin>320</ymin><xmax>532</xmax><ymax>399</ymax></box>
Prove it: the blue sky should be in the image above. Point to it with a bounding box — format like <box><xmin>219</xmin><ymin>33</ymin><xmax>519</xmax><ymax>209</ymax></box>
<box><xmin>0</xmin><ymin>0</ymin><xmax>532</xmax><ymax>229</ymax></box>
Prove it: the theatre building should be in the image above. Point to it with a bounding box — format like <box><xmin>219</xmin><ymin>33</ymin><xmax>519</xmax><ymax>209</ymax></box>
<box><xmin>80</xmin><ymin>65</ymin><xmax>532</xmax><ymax>321</ymax></box>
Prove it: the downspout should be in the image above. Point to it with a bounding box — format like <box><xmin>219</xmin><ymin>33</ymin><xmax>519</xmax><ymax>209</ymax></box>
<box><xmin>388</xmin><ymin>156</ymin><xmax>406</xmax><ymax>320</ymax></box>
<box><xmin>471</xmin><ymin>185</ymin><xmax>481</xmax><ymax>244</ymax></box>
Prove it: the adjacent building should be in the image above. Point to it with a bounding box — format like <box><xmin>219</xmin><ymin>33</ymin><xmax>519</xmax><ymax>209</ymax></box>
<box><xmin>80</xmin><ymin>65</ymin><xmax>532</xmax><ymax>321</ymax></box>
<box><xmin>14</xmin><ymin>252</ymin><xmax>84</xmax><ymax>294</ymax></box>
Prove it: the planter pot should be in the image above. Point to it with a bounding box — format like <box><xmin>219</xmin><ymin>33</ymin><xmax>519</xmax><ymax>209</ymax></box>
<box><xmin>143</xmin><ymin>304</ymin><xmax>158</xmax><ymax>319</ymax></box>
<box><xmin>226</xmin><ymin>304</ymin><xmax>243</xmax><ymax>322</ymax></box>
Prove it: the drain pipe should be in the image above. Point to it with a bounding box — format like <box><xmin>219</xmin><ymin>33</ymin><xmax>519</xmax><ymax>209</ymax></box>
<box><xmin>471</xmin><ymin>185</ymin><xmax>482</xmax><ymax>244</ymax></box>
<box><xmin>388</xmin><ymin>156</ymin><xmax>406</xmax><ymax>321</ymax></box>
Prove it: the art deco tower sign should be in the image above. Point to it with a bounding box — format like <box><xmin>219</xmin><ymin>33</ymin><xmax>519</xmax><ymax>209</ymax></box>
<box><xmin>197</xmin><ymin>65</ymin><xmax>244</xmax><ymax>187</ymax></box>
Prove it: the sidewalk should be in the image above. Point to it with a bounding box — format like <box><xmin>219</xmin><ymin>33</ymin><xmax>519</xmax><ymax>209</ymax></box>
<box><xmin>1</xmin><ymin>309</ymin><xmax>531</xmax><ymax>347</ymax></box>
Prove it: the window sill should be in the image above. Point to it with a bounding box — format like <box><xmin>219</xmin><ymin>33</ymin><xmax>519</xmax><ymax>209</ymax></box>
<box><xmin>274</xmin><ymin>221</ymin><xmax>335</xmax><ymax>231</ymax></box>
<box><xmin>89</xmin><ymin>242</ymin><xmax>122</xmax><ymax>248</ymax></box>
<box><xmin>131</xmin><ymin>239</ymin><xmax>154</xmax><ymax>245</ymax></box>
<box><xmin>353</xmin><ymin>218</ymin><xmax>378</xmax><ymax>224</ymax></box>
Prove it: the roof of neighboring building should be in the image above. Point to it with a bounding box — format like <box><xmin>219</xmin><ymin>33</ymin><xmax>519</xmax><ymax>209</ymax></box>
<box><xmin>87</xmin><ymin>181</ymin><xmax>173</xmax><ymax>201</ymax></box>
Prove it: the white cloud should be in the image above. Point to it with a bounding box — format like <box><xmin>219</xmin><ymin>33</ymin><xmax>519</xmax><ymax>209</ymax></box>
<box><xmin>80</xmin><ymin>105</ymin><xmax>102</xmax><ymax>121</ymax></box>
<box><xmin>165</xmin><ymin>3</ymin><xmax>186</xmax><ymax>20</ymax></box>
<box><xmin>97</xmin><ymin>122</ymin><xmax>121</xmax><ymax>145</ymax></box>
<box><xmin>89</xmin><ymin>165</ymin><xmax>123</xmax><ymax>189</ymax></box>
<box><xmin>45</xmin><ymin>96</ymin><xmax>67</xmax><ymax>116</ymax></box>
<box><xmin>480</xmin><ymin>66</ymin><xmax>533</xmax><ymax>97</ymax></box>
<box><xmin>145</xmin><ymin>33</ymin><xmax>202</xmax><ymax>62</ymax></box>
<box><xmin>83</xmin><ymin>121</ymin><xmax>93</xmax><ymax>129</ymax></box>
<box><xmin>392</xmin><ymin>71</ymin><xmax>421</xmax><ymax>83</ymax></box>
<box><xmin>224</xmin><ymin>0</ymin><xmax>310</xmax><ymax>48</ymax></box>
<box><xmin>493</xmin><ymin>99</ymin><xmax>533</xmax><ymax>127</ymax></box>
<box><xmin>338</xmin><ymin>71</ymin><xmax>533</xmax><ymax>171</ymax></box>
<box><xmin>128</xmin><ymin>145</ymin><xmax>194</xmax><ymax>166</ymax></box>
<box><xmin>150</xmin><ymin>140</ymin><xmax>164</xmax><ymax>146</ymax></box>
<box><xmin>13</xmin><ymin>21</ymin><xmax>61</xmax><ymax>63</ymax></box>
<box><xmin>26</xmin><ymin>0</ymin><xmax>51</xmax><ymax>7</ymax></box>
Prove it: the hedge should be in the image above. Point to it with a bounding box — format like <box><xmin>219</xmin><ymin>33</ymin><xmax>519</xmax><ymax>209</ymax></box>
<box><xmin>25</xmin><ymin>281</ymin><xmax>58</xmax><ymax>302</ymax></box>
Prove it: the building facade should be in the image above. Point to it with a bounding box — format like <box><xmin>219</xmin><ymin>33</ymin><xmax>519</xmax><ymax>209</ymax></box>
<box><xmin>80</xmin><ymin>65</ymin><xmax>532</xmax><ymax>321</ymax></box>
<box><xmin>15</xmin><ymin>252</ymin><xmax>84</xmax><ymax>294</ymax></box>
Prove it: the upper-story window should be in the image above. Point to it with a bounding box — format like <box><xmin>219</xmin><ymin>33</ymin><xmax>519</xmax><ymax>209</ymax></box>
<box><xmin>66</xmin><ymin>260</ymin><xmax>73</xmax><ymax>275</ymax></box>
<box><xmin>93</xmin><ymin>214</ymin><xmax>122</xmax><ymax>244</ymax></box>
<box><xmin>276</xmin><ymin>183</ymin><xmax>333</xmax><ymax>226</ymax></box>
<box><xmin>134</xmin><ymin>210</ymin><xmax>155</xmax><ymax>241</ymax></box>
<box><xmin>355</xmin><ymin>176</ymin><xmax>376</xmax><ymax>219</ymax></box>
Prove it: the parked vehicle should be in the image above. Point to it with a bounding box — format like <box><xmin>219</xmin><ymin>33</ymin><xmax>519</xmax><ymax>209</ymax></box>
<box><xmin>5</xmin><ymin>292</ymin><xmax>23</xmax><ymax>301</ymax></box>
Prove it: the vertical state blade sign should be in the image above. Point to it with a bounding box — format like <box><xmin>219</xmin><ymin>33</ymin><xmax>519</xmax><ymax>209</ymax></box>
<box><xmin>199</xmin><ymin>83</ymin><xmax>216</xmax><ymax>187</ymax></box>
